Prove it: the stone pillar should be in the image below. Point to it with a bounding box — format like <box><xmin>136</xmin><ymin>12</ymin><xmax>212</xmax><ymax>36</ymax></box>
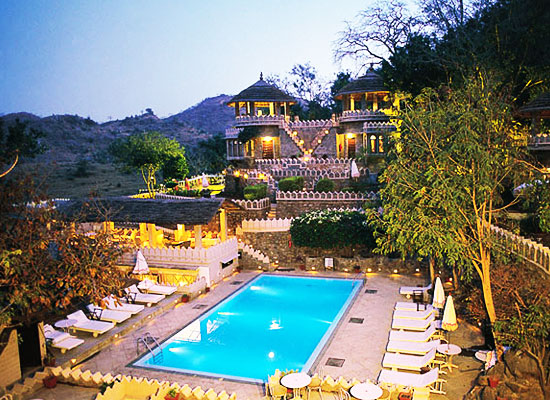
<box><xmin>139</xmin><ymin>223</ymin><xmax>148</xmax><ymax>245</ymax></box>
<box><xmin>194</xmin><ymin>225</ymin><xmax>203</xmax><ymax>249</ymax></box>
<box><xmin>251</xmin><ymin>102</ymin><xmax>256</xmax><ymax>116</ymax></box>
<box><xmin>220</xmin><ymin>209</ymin><xmax>227</xmax><ymax>242</ymax></box>
<box><xmin>147</xmin><ymin>223</ymin><xmax>156</xmax><ymax>247</ymax></box>
<box><xmin>175</xmin><ymin>224</ymin><xmax>185</xmax><ymax>241</ymax></box>
<box><xmin>269</xmin><ymin>102</ymin><xmax>274</xmax><ymax>116</ymax></box>
<box><xmin>350</xmin><ymin>97</ymin><xmax>355</xmax><ymax>111</ymax></box>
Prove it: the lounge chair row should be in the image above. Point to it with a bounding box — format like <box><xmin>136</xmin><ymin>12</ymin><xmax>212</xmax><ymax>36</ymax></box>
<box><xmin>47</xmin><ymin>282</ymin><xmax>177</xmax><ymax>352</ymax></box>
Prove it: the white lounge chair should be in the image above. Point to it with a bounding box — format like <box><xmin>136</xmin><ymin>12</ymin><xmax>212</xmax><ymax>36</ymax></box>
<box><xmin>44</xmin><ymin>324</ymin><xmax>84</xmax><ymax>353</ymax></box>
<box><xmin>104</xmin><ymin>295</ymin><xmax>144</xmax><ymax>315</ymax></box>
<box><xmin>386</xmin><ymin>339</ymin><xmax>441</xmax><ymax>355</ymax></box>
<box><xmin>392</xmin><ymin>314</ymin><xmax>435</xmax><ymax>331</ymax></box>
<box><xmin>86</xmin><ymin>304</ymin><xmax>132</xmax><ymax>324</ymax></box>
<box><xmin>137</xmin><ymin>279</ymin><xmax>177</xmax><ymax>295</ymax></box>
<box><xmin>393</xmin><ymin>308</ymin><xmax>434</xmax><ymax>320</ymax></box>
<box><xmin>389</xmin><ymin>324</ymin><xmax>442</xmax><ymax>342</ymax></box>
<box><xmin>125</xmin><ymin>285</ymin><xmax>165</xmax><ymax>306</ymax></box>
<box><xmin>377</xmin><ymin>368</ymin><xmax>445</xmax><ymax>394</ymax></box>
<box><xmin>382</xmin><ymin>348</ymin><xmax>438</xmax><ymax>371</ymax></box>
<box><xmin>399</xmin><ymin>283</ymin><xmax>432</xmax><ymax>298</ymax></box>
<box><xmin>65</xmin><ymin>310</ymin><xmax>114</xmax><ymax>337</ymax></box>
<box><xmin>395</xmin><ymin>302</ymin><xmax>433</xmax><ymax>312</ymax></box>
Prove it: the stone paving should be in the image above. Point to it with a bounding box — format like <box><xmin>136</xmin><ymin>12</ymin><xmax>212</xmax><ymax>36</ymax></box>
<box><xmin>26</xmin><ymin>271</ymin><xmax>486</xmax><ymax>399</ymax></box>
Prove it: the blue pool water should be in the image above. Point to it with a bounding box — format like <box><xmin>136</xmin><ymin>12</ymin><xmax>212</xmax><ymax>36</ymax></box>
<box><xmin>132</xmin><ymin>274</ymin><xmax>361</xmax><ymax>383</ymax></box>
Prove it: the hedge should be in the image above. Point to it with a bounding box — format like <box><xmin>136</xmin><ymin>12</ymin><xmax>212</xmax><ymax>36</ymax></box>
<box><xmin>278</xmin><ymin>176</ymin><xmax>304</xmax><ymax>192</ymax></box>
<box><xmin>315</xmin><ymin>178</ymin><xmax>335</xmax><ymax>192</ymax></box>
<box><xmin>243</xmin><ymin>184</ymin><xmax>267</xmax><ymax>200</ymax></box>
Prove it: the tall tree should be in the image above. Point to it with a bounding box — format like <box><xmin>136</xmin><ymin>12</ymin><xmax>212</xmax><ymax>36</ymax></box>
<box><xmin>109</xmin><ymin>131</ymin><xmax>188</xmax><ymax>197</ymax></box>
<box><xmin>0</xmin><ymin>119</ymin><xmax>45</xmax><ymax>177</ymax></box>
<box><xmin>374</xmin><ymin>72</ymin><xmax>535</xmax><ymax>330</ymax></box>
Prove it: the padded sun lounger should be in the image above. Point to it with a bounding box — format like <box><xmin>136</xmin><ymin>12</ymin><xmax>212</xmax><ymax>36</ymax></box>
<box><xmin>395</xmin><ymin>302</ymin><xmax>433</xmax><ymax>312</ymax></box>
<box><xmin>377</xmin><ymin>368</ymin><xmax>445</xmax><ymax>394</ymax></box>
<box><xmin>125</xmin><ymin>285</ymin><xmax>165</xmax><ymax>305</ymax></box>
<box><xmin>392</xmin><ymin>314</ymin><xmax>435</xmax><ymax>331</ymax></box>
<box><xmin>137</xmin><ymin>279</ymin><xmax>177</xmax><ymax>295</ymax></box>
<box><xmin>387</xmin><ymin>339</ymin><xmax>441</xmax><ymax>355</ymax></box>
<box><xmin>44</xmin><ymin>324</ymin><xmax>84</xmax><ymax>353</ymax></box>
<box><xmin>382</xmin><ymin>348</ymin><xmax>437</xmax><ymax>371</ymax></box>
<box><xmin>399</xmin><ymin>283</ymin><xmax>432</xmax><ymax>296</ymax></box>
<box><xmin>393</xmin><ymin>308</ymin><xmax>434</xmax><ymax>320</ymax></box>
<box><xmin>104</xmin><ymin>295</ymin><xmax>144</xmax><ymax>315</ymax></box>
<box><xmin>65</xmin><ymin>310</ymin><xmax>114</xmax><ymax>337</ymax></box>
<box><xmin>389</xmin><ymin>324</ymin><xmax>441</xmax><ymax>342</ymax></box>
<box><xmin>86</xmin><ymin>304</ymin><xmax>132</xmax><ymax>324</ymax></box>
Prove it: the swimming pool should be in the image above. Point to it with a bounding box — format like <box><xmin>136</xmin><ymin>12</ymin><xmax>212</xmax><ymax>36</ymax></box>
<box><xmin>132</xmin><ymin>274</ymin><xmax>362</xmax><ymax>383</ymax></box>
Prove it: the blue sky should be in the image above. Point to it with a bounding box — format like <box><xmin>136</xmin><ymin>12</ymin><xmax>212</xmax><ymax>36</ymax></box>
<box><xmin>0</xmin><ymin>1</ymin><xmax>372</xmax><ymax>122</ymax></box>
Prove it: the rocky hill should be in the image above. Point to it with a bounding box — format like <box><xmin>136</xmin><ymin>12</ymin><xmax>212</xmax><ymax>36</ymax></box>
<box><xmin>0</xmin><ymin>95</ymin><xmax>235</xmax><ymax>164</ymax></box>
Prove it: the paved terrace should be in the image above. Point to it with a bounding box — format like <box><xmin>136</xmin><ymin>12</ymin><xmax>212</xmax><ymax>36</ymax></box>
<box><xmin>29</xmin><ymin>271</ymin><xmax>485</xmax><ymax>399</ymax></box>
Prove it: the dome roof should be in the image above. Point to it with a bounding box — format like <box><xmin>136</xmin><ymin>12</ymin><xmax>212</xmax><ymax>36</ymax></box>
<box><xmin>227</xmin><ymin>73</ymin><xmax>296</xmax><ymax>105</ymax></box>
<box><xmin>334</xmin><ymin>68</ymin><xmax>388</xmax><ymax>99</ymax></box>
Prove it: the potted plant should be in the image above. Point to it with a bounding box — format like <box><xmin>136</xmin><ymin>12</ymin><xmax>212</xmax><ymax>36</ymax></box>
<box><xmin>180</xmin><ymin>294</ymin><xmax>190</xmax><ymax>303</ymax></box>
<box><xmin>488</xmin><ymin>376</ymin><xmax>500</xmax><ymax>388</ymax></box>
<box><xmin>44</xmin><ymin>352</ymin><xmax>56</xmax><ymax>367</ymax></box>
<box><xmin>236</xmin><ymin>266</ymin><xmax>242</xmax><ymax>273</ymax></box>
<box><xmin>165</xmin><ymin>388</ymin><xmax>180</xmax><ymax>400</ymax></box>
<box><xmin>205</xmin><ymin>287</ymin><xmax>210</xmax><ymax>293</ymax></box>
<box><xmin>353</xmin><ymin>265</ymin><xmax>361</xmax><ymax>273</ymax></box>
<box><xmin>42</xmin><ymin>375</ymin><xmax>57</xmax><ymax>388</ymax></box>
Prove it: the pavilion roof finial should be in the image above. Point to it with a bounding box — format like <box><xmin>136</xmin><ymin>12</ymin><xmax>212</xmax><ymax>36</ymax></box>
<box><xmin>369</xmin><ymin>62</ymin><xmax>374</xmax><ymax>71</ymax></box>
<box><xmin>260</xmin><ymin>72</ymin><xmax>264</xmax><ymax>81</ymax></box>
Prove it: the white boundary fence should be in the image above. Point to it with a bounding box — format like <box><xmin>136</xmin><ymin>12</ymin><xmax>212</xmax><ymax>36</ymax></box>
<box><xmin>276</xmin><ymin>191</ymin><xmax>377</xmax><ymax>201</ymax></box>
<box><xmin>491</xmin><ymin>225</ymin><xmax>550</xmax><ymax>275</ymax></box>
<box><xmin>233</xmin><ymin>198</ymin><xmax>271</xmax><ymax>210</ymax></box>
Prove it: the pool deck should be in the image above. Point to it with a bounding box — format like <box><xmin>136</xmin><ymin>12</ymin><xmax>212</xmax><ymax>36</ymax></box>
<box><xmin>29</xmin><ymin>271</ymin><xmax>484</xmax><ymax>399</ymax></box>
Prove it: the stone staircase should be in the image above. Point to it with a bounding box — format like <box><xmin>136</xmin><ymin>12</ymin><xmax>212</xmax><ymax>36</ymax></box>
<box><xmin>267</xmin><ymin>203</ymin><xmax>277</xmax><ymax>219</ymax></box>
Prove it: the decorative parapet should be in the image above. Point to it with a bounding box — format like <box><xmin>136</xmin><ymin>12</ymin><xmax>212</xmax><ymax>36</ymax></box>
<box><xmin>132</xmin><ymin>238</ymin><xmax>238</xmax><ymax>266</ymax></box>
<box><xmin>491</xmin><ymin>225</ymin><xmax>550</xmax><ymax>275</ymax></box>
<box><xmin>287</xmin><ymin>119</ymin><xmax>334</xmax><ymax>129</ymax></box>
<box><xmin>256</xmin><ymin>157</ymin><xmax>353</xmax><ymax>167</ymax></box>
<box><xmin>234</xmin><ymin>115</ymin><xmax>284</xmax><ymax>126</ymax></box>
<box><xmin>238</xmin><ymin>241</ymin><xmax>270</xmax><ymax>264</ymax></box>
<box><xmin>339</xmin><ymin>110</ymin><xmax>389</xmax><ymax>122</ymax></box>
<box><xmin>529</xmin><ymin>133</ymin><xmax>550</xmax><ymax>148</ymax></box>
<box><xmin>233</xmin><ymin>197</ymin><xmax>271</xmax><ymax>210</ymax></box>
<box><xmin>241</xmin><ymin>218</ymin><xmax>292</xmax><ymax>232</ymax></box>
<box><xmin>363</xmin><ymin>121</ymin><xmax>397</xmax><ymax>133</ymax></box>
<box><xmin>225</xmin><ymin>127</ymin><xmax>242</xmax><ymax>139</ymax></box>
<box><xmin>276</xmin><ymin>191</ymin><xmax>374</xmax><ymax>201</ymax></box>
<box><xmin>272</xmin><ymin>169</ymin><xmax>351</xmax><ymax>179</ymax></box>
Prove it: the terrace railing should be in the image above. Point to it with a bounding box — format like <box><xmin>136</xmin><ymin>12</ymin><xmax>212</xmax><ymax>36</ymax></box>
<box><xmin>491</xmin><ymin>225</ymin><xmax>550</xmax><ymax>275</ymax></box>
<box><xmin>276</xmin><ymin>190</ymin><xmax>377</xmax><ymax>201</ymax></box>
<box><xmin>234</xmin><ymin>115</ymin><xmax>285</xmax><ymax>126</ymax></box>
<box><xmin>233</xmin><ymin>198</ymin><xmax>271</xmax><ymax>210</ymax></box>
<box><xmin>339</xmin><ymin>110</ymin><xmax>390</xmax><ymax>122</ymax></box>
<box><xmin>241</xmin><ymin>218</ymin><xmax>292</xmax><ymax>232</ymax></box>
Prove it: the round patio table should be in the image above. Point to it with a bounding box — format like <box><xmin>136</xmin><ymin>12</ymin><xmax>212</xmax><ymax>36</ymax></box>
<box><xmin>54</xmin><ymin>318</ymin><xmax>78</xmax><ymax>332</ymax></box>
<box><xmin>437</xmin><ymin>343</ymin><xmax>461</xmax><ymax>372</ymax></box>
<box><xmin>349</xmin><ymin>382</ymin><xmax>383</xmax><ymax>400</ymax></box>
<box><xmin>280</xmin><ymin>372</ymin><xmax>311</xmax><ymax>398</ymax></box>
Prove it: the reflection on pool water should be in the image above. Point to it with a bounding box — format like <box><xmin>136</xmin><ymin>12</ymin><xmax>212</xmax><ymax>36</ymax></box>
<box><xmin>133</xmin><ymin>274</ymin><xmax>362</xmax><ymax>382</ymax></box>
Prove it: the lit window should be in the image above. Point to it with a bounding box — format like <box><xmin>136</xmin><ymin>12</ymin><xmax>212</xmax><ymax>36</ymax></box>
<box><xmin>370</xmin><ymin>135</ymin><xmax>377</xmax><ymax>153</ymax></box>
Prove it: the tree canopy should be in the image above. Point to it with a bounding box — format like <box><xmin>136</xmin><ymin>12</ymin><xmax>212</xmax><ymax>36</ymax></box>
<box><xmin>109</xmin><ymin>131</ymin><xmax>188</xmax><ymax>197</ymax></box>
<box><xmin>0</xmin><ymin>119</ymin><xmax>45</xmax><ymax>177</ymax></box>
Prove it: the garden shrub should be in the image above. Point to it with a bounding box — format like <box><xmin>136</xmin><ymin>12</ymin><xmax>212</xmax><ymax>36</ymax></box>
<box><xmin>315</xmin><ymin>178</ymin><xmax>335</xmax><ymax>192</ymax></box>
<box><xmin>243</xmin><ymin>184</ymin><xmax>267</xmax><ymax>200</ymax></box>
<box><xmin>278</xmin><ymin>176</ymin><xmax>304</xmax><ymax>192</ymax></box>
<box><xmin>165</xmin><ymin>181</ymin><xmax>178</xmax><ymax>189</ymax></box>
<box><xmin>290</xmin><ymin>209</ymin><xmax>376</xmax><ymax>250</ymax></box>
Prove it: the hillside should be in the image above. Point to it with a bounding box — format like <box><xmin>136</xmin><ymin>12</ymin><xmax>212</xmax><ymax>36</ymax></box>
<box><xmin>0</xmin><ymin>95</ymin><xmax>236</xmax><ymax>164</ymax></box>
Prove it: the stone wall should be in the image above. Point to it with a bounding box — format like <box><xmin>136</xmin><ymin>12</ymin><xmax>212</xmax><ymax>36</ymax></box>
<box><xmin>280</xmin><ymin>129</ymin><xmax>302</xmax><ymax>158</ymax></box>
<box><xmin>241</xmin><ymin>230</ymin><xmax>299</xmax><ymax>269</ymax></box>
<box><xmin>0</xmin><ymin>329</ymin><xmax>21</xmax><ymax>389</ymax></box>
<box><xmin>277</xmin><ymin>199</ymin><xmax>364</xmax><ymax>218</ymax></box>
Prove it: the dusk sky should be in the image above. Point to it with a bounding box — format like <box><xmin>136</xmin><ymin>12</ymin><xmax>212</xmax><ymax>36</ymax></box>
<box><xmin>0</xmin><ymin>1</ymin><xmax>374</xmax><ymax>122</ymax></box>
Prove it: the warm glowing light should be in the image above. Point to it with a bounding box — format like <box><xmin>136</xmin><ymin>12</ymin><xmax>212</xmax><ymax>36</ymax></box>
<box><xmin>299</xmin><ymin>139</ymin><xmax>304</xmax><ymax>145</ymax></box>
<box><xmin>367</xmin><ymin>268</ymin><xmax>372</xmax><ymax>273</ymax></box>
<box><xmin>346</xmin><ymin>133</ymin><xmax>355</xmax><ymax>139</ymax></box>
<box><xmin>318</xmin><ymin>139</ymin><xmax>322</xmax><ymax>143</ymax></box>
<box><xmin>262</xmin><ymin>136</ymin><xmax>272</xmax><ymax>142</ymax></box>
<box><xmin>234</xmin><ymin>170</ymin><xmax>240</xmax><ymax>177</ymax></box>
<box><xmin>344</xmin><ymin>268</ymin><xmax>349</xmax><ymax>272</ymax></box>
<box><xmin>311</xmin><ymin>267</ymin><xmax>316</xmax><ymax>270</ymax></box>
<box><xmin>415</xmin><ymin>268</ymin><xmax>420</xmax><ymax>272</ymax></box>
<box><xmin>258</xmin><ymin>266</ymin><xmax>262</xmax><ymax>270</ymax></box>
<box><xmin>292</xmin><ymin>131</ymin><xmax>297</xmax><ymax>136</ymax></box>
<box><xmin>114</xmin><ymin>334</ymin><xmax>119</xmax><ymax>338</ymax></box>
<box><xmin>324</xmin><ymin>130</ymin><xmax>329</xmax><ymax>134</ymax></box>
<box><xmin>71</xmin><ymin>358</ymin><xmax>77</xmax><ymax>364</ymax></box>
<box><xmin>393</xmin><ymin>269</ymin><xmax>398</xmax><ymax>274</ymax></box>
<box><xmin>304</xmin><ymin>157</ymin><xmax>310</xmax><ymax>162</ymax></box>
<box><xmin>259</xmin><ymin>173</ymin><xmax>264</xmax><ymax>179</ymax></box>
<box><xmin>268</xmin><ymin>351</ymin><xmax>275</xmax><ymax>358</ymax></box>
<box><xmin>244</xmin><ymin>173</ymin><xmax>248</xmax><ymax>179</ymax></box>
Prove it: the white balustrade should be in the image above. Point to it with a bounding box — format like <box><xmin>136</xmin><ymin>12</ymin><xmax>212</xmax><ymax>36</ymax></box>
<box><xmin>241</xmin><ymin>218</ymin><xmax>292</xmax><ymax>232</ymax></box>
<box><xmin>235</xmin><ymin>115</ymin><xmax>285</xmax><ymax>126</ymax></box>
<box><xmin>276</xmin><ymin>191</ymin><xmax>371</xmax><ymax>201</ymax></box>
<box><xmin>233</xmin><ymin>198</ymin><xmax>271</xmax><ymax>210</ymax></box>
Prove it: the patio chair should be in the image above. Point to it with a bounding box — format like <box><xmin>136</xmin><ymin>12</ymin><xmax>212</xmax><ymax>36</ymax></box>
<box><xmin>389</xmin><ymin>324</ymin><xmax>443</xmax><ymax>343</ymax></box>
<box><xmin>377</xmin><ymin>368</ymin><xmax>446</xmax><ymax>395</ymax></box>
<box><xmin>138</xmin><ymin>279</ymin><xmax>178</xmax><ymax>296</ymax></box>
<box><xmin>86</xmin><ymin>304</ymin><xmax>132</xmax><ymax>324</ymax></box>
<box><xmin>382</xmin><ymin>348</ymin><xmax>438</xmax><ymax>372</ymax></box>
<box><xmin>267</xmin><ymin>375</ymin><xmax>288</xmax><ymax>400</ymax></box>
<box><xmin>65</xmin><ymin>310</ymin><xmax>114</xmax><ymax>337</ymax></box>
<box><xmin>399</xmin><ymin>283</ymin><xmax>432</xmax><ymax>299</ymax></box>
<box><xmin>393</xmin><ymin>308</ymin><xmax>434</xmax><ymax>320</ymax></box>
<box><xmin>386</xmin><ymin>339</ymin><xmax>441</xmax><ymax>355</ymax></box>
<box><xmin>320</xmin><ymin>375</ymin><xmax>340</xmax><ymax>400</ymax></box>
<box><xmin>394</xmin><ymin>302</ymin><xmax>433</xmax><ymax>312</ymax></box>
<box><xmin>43</xmin><ymin>324</ymin><xmax>84</xmax><ymax>353</ymax></box>
<box><xmin>125</xmin><ymin>285</ymin><xmax>165</xmax><ymax>306</ymax></box>
<box><xmin>307</xmin><ymin>373</ymin><xmax>323</xmax><ymax>400</ymax></box>
<box><xmin>392</xmin><ymin>314</ymin><xmax>435</xmax><ymax>331</ymax></box>
<box><xmin>103</xmin><ymin>295</ymin><xmax>145</xmax><ymax>315</ymax></box>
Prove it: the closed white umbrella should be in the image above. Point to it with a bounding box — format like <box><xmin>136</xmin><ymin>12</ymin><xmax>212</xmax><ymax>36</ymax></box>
<box><xmin>432</xmin><ymin>277</ymin><xmax>445</xmax><ymax>309</ymax></box>
<box><xmin>202</xmin><ymin>175</ymin><xmax>209</xmax><ymax>188</ymax></box>
<box><xmin>351</xmin><ymin>160</ymin><xmax>360</xmax><ymax>178</ymax></box>
<box><xmin>442</xmin><ymin>295</ymin><xmax>458</xmax><ymax>349</ymax></box>
<box><xmin>132</xmin><ymin>250</ymin><xmax>149</xmax><ymax>274</ymax></box>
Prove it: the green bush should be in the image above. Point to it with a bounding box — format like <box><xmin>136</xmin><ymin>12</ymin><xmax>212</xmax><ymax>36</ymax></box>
<box><xmin>243</xmin><ymin>184</ymin><xmax>267</xmax><ymax>200</ymax></box>
<box><xmin>164</xmin><ymin>181</ymin><xmax>178</xmax><ymax>189</ymax></box>
<box><xmin>290</xmin><ymin>209</ymin><xmax>376</xmax><ymax>250</ymax></box>
<box><xmin>315</xmin><ymin>178</ymin><xmax>335</xmax><ymax>192</ymax></box>
<box><xmin>278</xmin><ymin>176</ymin><xmax>304</xmax><ymax>192</ymax></box>
<box><xmin>172</xmin><ymin>189</ymin><xmax>201</xmax><ymax>197</ymax></box>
